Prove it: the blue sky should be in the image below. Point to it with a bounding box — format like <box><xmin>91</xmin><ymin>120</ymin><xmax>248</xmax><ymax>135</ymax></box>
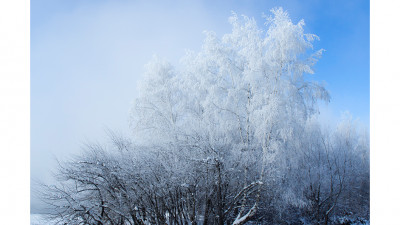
<box><xmin>31</xmin><ymin>0</ymin><xmax>369</xmax><ymax>212</ymax></box>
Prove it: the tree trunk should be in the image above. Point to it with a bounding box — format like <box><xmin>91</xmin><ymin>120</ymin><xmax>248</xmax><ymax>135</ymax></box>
<box><xmin>203</xmin><ymin>198</ymin><xmax>211</xmax><ymax>225</ymax></box>
<box><xmin>216</xmin><ymin>162</ymin><xmax>224</xmax><ymax>225</ymax></box>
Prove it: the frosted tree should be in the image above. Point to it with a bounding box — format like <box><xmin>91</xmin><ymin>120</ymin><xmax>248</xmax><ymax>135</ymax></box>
<box><xmin>131</xmin><ymin>7</ymin><xmax>330</xmax><ymax>224</ymax></box>
<box><xmin>42</xmin><ymin>7</ymin><xmax>369</xmax><ymax>225</ymax></box>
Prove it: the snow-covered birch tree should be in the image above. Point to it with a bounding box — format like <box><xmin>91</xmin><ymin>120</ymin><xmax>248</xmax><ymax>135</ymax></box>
<box><xmin>130</xmin><ymin>7</ymin><xmax>331</xmax><ymax>224</ymax></box>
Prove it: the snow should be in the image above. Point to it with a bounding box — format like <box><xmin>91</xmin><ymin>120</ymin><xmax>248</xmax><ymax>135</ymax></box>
<box><xmin>30</xmin><ymin>214</ymin><xmax>50</xmax><ymax>225</ymax></box>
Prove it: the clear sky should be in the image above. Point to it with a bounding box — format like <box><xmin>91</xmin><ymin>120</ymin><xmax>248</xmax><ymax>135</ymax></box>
<box><xmin>31</xmin><ymin>0</ymin><xmax>369</xmax><ymax>212</ymax></box>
